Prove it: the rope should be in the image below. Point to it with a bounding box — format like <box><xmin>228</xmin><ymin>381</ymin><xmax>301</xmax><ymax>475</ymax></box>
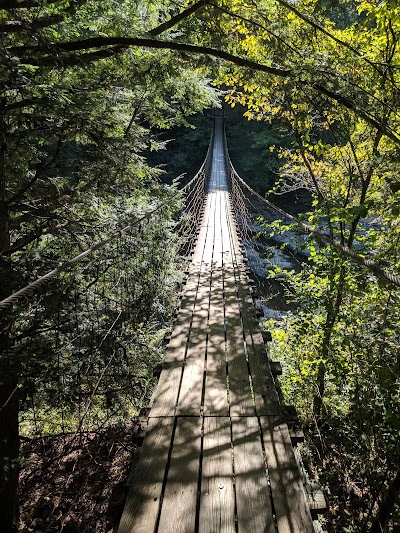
<box><xmin>0</xmin><ymin>164</ymin><xmax>207</xmax><ymax>312</ymax></box>
<box><xmin>228</xmin><ymin>163</ymin><xmax>400</xmax><ymax>289</ymax></box>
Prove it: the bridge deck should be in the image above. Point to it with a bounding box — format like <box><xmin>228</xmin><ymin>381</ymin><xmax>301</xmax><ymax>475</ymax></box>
<box><xmin>118</xmin><ymin>119</ymin><xmax>314</xmax><ymax>532</ymax></box>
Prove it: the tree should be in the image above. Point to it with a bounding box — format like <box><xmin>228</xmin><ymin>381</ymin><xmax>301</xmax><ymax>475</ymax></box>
<box><xmin>0</xmin><ymin>2</ymin><xmax>218</xmax><ymax>530</ymax></box>
<box><xmin>2</xmin><ymin>0</ymin><xmax>400</xmax><ymax>529</ymax></box>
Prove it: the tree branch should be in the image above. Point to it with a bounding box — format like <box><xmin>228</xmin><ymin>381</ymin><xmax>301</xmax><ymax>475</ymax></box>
<box><xmin>274</xmin><ymin>0</ymin><xmax>397</xmax><ymax>89</ymax></box>
<box><xmin>208</xmin><ymin>2</ymin><xmax>302</xmax><ymax>59</ymax></box>
<box><xmin>8</xmin><ymin>36</ymin><xmax>293</xmax><ymax>75</ymax></box>
<box><xmin>9</xmin><ymin>37</ymin><xmax>400</xmax><ymax>144</ymax></box>
<box><xmin>149</xmin><ymin>0</ymin><xmax>208</xmax><ymax>36</ymax></box>
<box><xmin>0</xmin><ymin>0</ymin><xmax>60</xmax><ymax>9</ymax></box>
<box><xmin>313</xmin><ymin>82</ymin><xmax>400</xmax><ymax>144</ymax></box>
<box><xmin>2</xmin><ymin>223</ymin><xmax>49</xmax><ymax>255</ymax></box>
<box><xmin>0</xmin><ymin>14</ymin><xmax>64</xmax><ymax>33</ymax></box>
<box><xmin>0</xmin><ymin>0</ymin><xmax>89</xmax><ymax>32</ymax></box>
<box><xmin>4</xmin><ymin>97</ymin><xmax>50</xmax><ymax>112</ymax></box>
<box><xmin>7</xmin><ymin>138</ymin><xmax>62</xmax><ymax>206</ymax></box>
<box><xmin>35</xmin><ymin>45</ymin><xmax>128</xmax><ymax>66</ymax></box>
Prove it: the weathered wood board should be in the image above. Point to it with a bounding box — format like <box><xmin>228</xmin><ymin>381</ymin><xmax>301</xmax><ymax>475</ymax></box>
<box><xmin>118</xmin><ymin>117</ymin><xmax>314</xmax><ymax>533</ymax></box>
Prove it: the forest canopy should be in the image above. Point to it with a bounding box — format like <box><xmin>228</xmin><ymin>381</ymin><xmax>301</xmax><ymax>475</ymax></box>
<box><xmin>1</xmin><ymin>0</ymin><xmax>400</xmax><ymax>531</ymax></box>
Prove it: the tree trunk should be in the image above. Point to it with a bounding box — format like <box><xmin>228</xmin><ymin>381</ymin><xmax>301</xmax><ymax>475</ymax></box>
<box><xmin>312</xmin><ymin>132</ymin><xmax>382</xmax><ymax>420</ymax></box>
<box><xmin>313</xmin><ymin>267</ymin><xmax>346</xmax><ymax>420</ymax></box>
<box><xmin>369</xmin><ymin>470</ymin><xmax>400</xmax><ymax>533</ymax></box>
<box><xmin>0</xmin><ymin>112</ymin><xmax>19</xmax><ymax>533</ymax></box>
<box><xmin>0</xmin><ymin>129</ymin><xmax>10</xmax><ymax>252</ymax></box>
<box><xmin>0</xmin><ymin>331</ymin><xmax>20</xmax><ymax>533</ymax></box>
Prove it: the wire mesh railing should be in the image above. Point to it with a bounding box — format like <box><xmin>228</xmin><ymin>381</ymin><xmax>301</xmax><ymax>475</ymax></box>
<box><xmin>0</xmin><ymin>125</ymin><xmax>214</xmax><ymax>447</ymax></box>
<box><xmin>222</xmin><ymin>124</ymin><xmax>400</xmax><ymax>290</ymax></box>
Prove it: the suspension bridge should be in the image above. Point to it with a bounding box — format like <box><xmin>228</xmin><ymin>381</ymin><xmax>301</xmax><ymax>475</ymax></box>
<box><xmin>117</xmin><ymin>116</ymin><xmax>318</xmax><ymax>533</ymax></box>
<box><xmin>0</xmin><ymin>113</ymin><xmax>335</xmax><ymax>532</ymax></box>
<box><xmin>3</xmin><ymin>107</ymin><xmax>400</xmax><ymax>531</ymax></box>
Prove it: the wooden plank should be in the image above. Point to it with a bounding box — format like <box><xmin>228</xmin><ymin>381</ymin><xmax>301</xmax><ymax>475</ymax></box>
<box><xmin>192</xmin><ymin>192</ymin><xmax>214</xmax><ymax>269</ymax></box>
<box><xmin>166</xmin><ymin>274</ymin><xmax>198</xmax><ymax>349</ymax></box>
<box><xmin>150</xmin><ymin>275</ymin><xmax>199</xmax><ymax>416</ymax></box>
<box><xmin>225</xmin><ymin>200</ymin><xmax>244</xmax><ymax>267</ymax></box>
<box><xmin>238</xmin><ymin>279</ymin><xmax>281</xmax><ymax>416</ymax></box>
<box><xmin>212</xmin><ymin>190</ymin><xmax>223</xmax><ymax>268</ymax></box>
<box><xmin>177</xmin><ymin>273</ymin><xmax>209</xmax><ymax>416</ymax></box>
<box><xmin>184</xmin><ymin>200</ymin><xmax>209</xmax><ymax>261</ymax></box>
<box><xmin>150</xmin><ymin>316</ymin><xmax>192</xmax><ymax>416</ymax></box>
<box><xmin>157</xmin><ymin>417</ymin><xmax>202</xmax><ymax>532</ymax></box>
<box><xmin>220</xmin><ymin>192</ymin><xmax>235</xmax><ymax>267</ymax></box>
<box><xmin>118</xmin><ymin>417</ymin><xmax>174</xmax><ymax>533</ymax></box>
<box><xmin>151</xmin><ymin>284</ymin><xmax>199</xmax><ymax>416</ymax></box>
<box><xmin>231</xmin><ymin>416</ymin><xmax>276</xmax><ymax>533</ymax></box>
<box><xmin>203</xmin><ymin>187</ymin><xmax>229</xmax><ymax>415</ymax></box>
<box><xmin>203</xmin><ymin>267</ymin><xmax>229</xmax><ymax>416</ymax></box>
<box><xmin>222</xmin><ymin>180</ymin><xmax>280</xmax><ymax>416</ymax></box>
<box><xmin>175</xmin><ymin>269</ymin><xmax>200</xmax><ymax>301</ymax></box>
<box><xmin>306</xmin><ymin>483</ymin><xmax>327</xmax><ymax>514</ymax></box>
<box><xmin>162</xmin><ymin>270</ymin><xmax>199</xmax><ymax>364</ymax></box>
<box><xmin>199</xmin><ymin>416</ymin><xmax>235</xmax><ymax>533</ymax></box>
<box><xmin>200</xmin><ymin>193</ymin><xmax>216</xmax><ymax>268</ymax></box>
<box><xmin>260</xmin><ymin>416</ymin><xmax>314</xmax><ymax>533</ymax></box>
<box><xmin>150</xmin><ymin>362</ymin><xmax>184</xmax><ymax>417</ymax></box>
<box><xmin>224</xmin><ymin>197</ymin><xmax>280</xmax><ymax>416</ymax></box>
<box><xmin>224</xmin><ymin>269</ymin><xmax>255</xmax><ymax>416</ymax></box>
<box><xmin>191</xmin><ymin>212</ymin><xmax>209</xmax><ymax>266</ymax></box>
<box><xmin>177</xmin><ymin>187</ymin><xmax>217</xmax><ymax>415</ymax></box>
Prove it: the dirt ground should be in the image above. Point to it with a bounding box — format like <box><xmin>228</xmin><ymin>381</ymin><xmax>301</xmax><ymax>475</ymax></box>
<box><xmin>19</xmin><ymin>420</ymin><xmax>141</xmax><ymax>532</ymax></box>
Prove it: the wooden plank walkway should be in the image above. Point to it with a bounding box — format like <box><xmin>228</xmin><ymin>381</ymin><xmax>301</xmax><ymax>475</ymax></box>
<box><xmin>118</xmin><ymin>118</ymin><xmax>314</xmax><ymax>533</ymax></box>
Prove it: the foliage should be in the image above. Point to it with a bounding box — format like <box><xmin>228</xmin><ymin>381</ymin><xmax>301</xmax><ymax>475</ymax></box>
<box><xmin>189</xmin><ymin>1</ymin><xmax>400</xmax><ymax>528</ymax></box>
<box><xmin>0</xmin><ymin>2</ymin><xmax>219</xmax><ymax>529</ymax></box>
<box><xmin>15</xmin><ymin>194</ymin><xmax>183</xmax><ymax>436</ymax></box>
<box><xmin>1</xmin><ymin>0</ymin><xmax>400</xmax><ymax>530</ymax></box>
<box><xmin>224</xmin><ymin>103</ymin><xmax>294</xmax><ymax>194</ymax></box>
<box><xmin>147</xmin><ymin>112</ymin><xmax>214</xmax><ymax>185</ymax></box>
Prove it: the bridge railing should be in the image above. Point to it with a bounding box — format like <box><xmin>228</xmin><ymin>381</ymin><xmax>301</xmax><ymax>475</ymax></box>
<box><xmin>0</xmin><ymin>135</ymin><xmax>213</xmax><ymax>465</ymax></box>
<box><xmin>221</xmin><ymin>122</ymin><xmax>400</xmax><ymax>289</ymax></box>
<box><xmin>175</xmin><ymin>119</ymin><xmax>215</xmax><ymax>257</ymax></box>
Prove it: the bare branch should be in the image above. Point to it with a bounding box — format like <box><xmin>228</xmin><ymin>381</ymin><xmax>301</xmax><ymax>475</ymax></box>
<box><xmin>8</xmin><ymin>36</ymin><xmax>292</xmax><ymax>75</ymax></box>
<box><xmin>149</xmin><ymin>0</ymin><xmax>208</xmax><ymax>36</ymax></box>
